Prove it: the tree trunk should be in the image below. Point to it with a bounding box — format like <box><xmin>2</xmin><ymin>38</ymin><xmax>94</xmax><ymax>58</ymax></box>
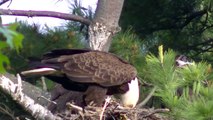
<box><xmin>88</xmin><ymin>0</ymin><xmax>124</xmax><ymax>51</ymax></box>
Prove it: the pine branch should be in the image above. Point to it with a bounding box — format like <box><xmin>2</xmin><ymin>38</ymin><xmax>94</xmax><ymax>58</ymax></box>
<box><xmin>0</xmin><ymin>9</ymin><xmax>91</xmax><ymax>25</ymax></box>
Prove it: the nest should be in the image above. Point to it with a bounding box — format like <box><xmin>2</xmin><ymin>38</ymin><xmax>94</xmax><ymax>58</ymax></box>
<box><xmin>54</xmin><ymin>97</ymin><xmax>169</xmax><ymax>120</ymax></box>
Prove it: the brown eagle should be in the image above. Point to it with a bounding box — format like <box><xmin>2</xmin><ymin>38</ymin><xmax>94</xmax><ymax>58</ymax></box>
<box><xmin>21</xmin><ymin>49</ymin><xmax>139</xmax><ymax>108</ymax></box>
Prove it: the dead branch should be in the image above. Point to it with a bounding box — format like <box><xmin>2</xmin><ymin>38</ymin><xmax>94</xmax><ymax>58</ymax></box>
<box><xmin>0</xmin><ymin>9</ymin><xmax>91</xmax><ymax>25</ymax></box>
<box><xmin>137</xmin><ymin>86</ymin><xmax>157</xmax><ymax>108</ymax></box>
<box><xmin>0</xmin><ymin>74</ymin><xmax>61</xmax><ymax>120</ymax></box>
<box><xmin>100</xmin><ymin>96</ymin><xmax>111</xmax><ymax>120</ymax></box>
<box><xmin>0</xmin><ymin>0</ymin><xmax>10</xmax><ymax>6</ymax></box>
<box><xmin>141</xmin><ymin>108</ymin><xmax>170</xmax><ymax>118</ymax></box>
<box><xmin>1</xmin><ymin>73</ymin><xmax>51</xmax><ymax>106</ymax></box>
<box><xmin>67</xmin><ymin>103</ymin><xmax>83</xmax><ymax>112</ymax></box>
<box><xmin>41</xmin><ymin>76</ymin><xmax>47</xmax><ymax>91</ymax></box>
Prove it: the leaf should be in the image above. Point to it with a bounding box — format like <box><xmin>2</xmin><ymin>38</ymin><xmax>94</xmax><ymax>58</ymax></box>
<box><xmin>0</xmin><ymin>27</ymin><xmax>13</xmax><ymax>48</ymax></box>
<box><xmin>196</xmin><ymin>81</ymin><xmax>201</xmax><ymax>95</ymax></box>
<box><xmin>0</xmin><ymin>23</ymin><xmax>24</xmax><ymax>52</ymax></box>
<box><xmin>0</xmin><ymin>52</ymin><xmax>9</xmax><ymax>73</ymax></box>
<box><xmin>7</xmin><ymin>23</ymin><xmax>24</xmax><ymax>52</ymax></box>
<box><xmin>193</xmin><ymin>81</ymin><xmax>197</xmax><ymax>94</ymax></box>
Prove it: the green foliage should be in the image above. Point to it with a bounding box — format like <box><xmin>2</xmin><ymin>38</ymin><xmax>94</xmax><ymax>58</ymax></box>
<box><xmin>120</xmin><ymin>0</ymin><xmax>213</xmax><ymax>63</ymax></box>
<box><xmin>183</xmin><ymin>98</ymin><xmax>213</xmax><ymax>120</ymax></box>
<box><xmin>70</xmin><ymin>0</ymin><xmax>94</xmax><ymax>20</ymax></box>
<box><xmin>143</xmin><ymin>46</ymin><xmax>213</xmax><ymax>119</ymax></box>
<box><xmin>0</xmin><ymin>20</ymin><xmax>86</xmax><ymax>118</ymax></box>
<box><xmin>0</xmin><ymin>23</ymin><xmax>23</xmax><ymax>51</ymax></box>
<box><xmin>121</xmin><ymin>0</ymin><xmax>202</xmax><ymax>35</ymax></box>
<box><xmin>0</xmin><ymin>53</ymin><xmax>9</xmax><ymax>73</ymax></box>
<box><xmin>4</xmin><ymin>22</ymin><xmax>84</xmax><ymax>73</ymax></box>
<box><xmin>0</xmin><ymin>23</ymin><xmax>24</xmax><ymax>73</ymax></box>
<box><xmin>177</xmin><ymin>62</ymin><xmax>208</xmax><ymax>87</ymax></box>
<box><xmin>145</xmin><ymin>49</ymin><xmax>178</xmax><ymax>89</ymax></box>
<box><xmin>66</xmin><ymin>0</ymin><xmax>94</xmax><ymax>37</ymax></box>
<box><xmin>110</xmin><ymin>29</ymin><xmax>146</xmax><ymax>78</ymax></box>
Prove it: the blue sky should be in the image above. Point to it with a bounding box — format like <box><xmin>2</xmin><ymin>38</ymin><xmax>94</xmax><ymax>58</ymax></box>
<box><xmin>0</xmin><ymin>0</ymin><xmax>97</xmax><ymax>28</ymax></box>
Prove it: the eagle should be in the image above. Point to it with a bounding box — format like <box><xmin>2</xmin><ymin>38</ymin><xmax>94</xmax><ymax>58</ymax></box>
<box><xmin>21</xmin><ymin>49</ymin><xmax>140</xmax><ymax>108</ymax></box>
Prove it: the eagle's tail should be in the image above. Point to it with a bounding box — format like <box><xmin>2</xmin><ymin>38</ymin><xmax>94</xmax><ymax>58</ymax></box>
<box><xmin>21</xmin><ymin>58</ymin><xmax>61</xmax><ymax>76</ymax></box>
<box><xmin>21</xmin><ymin>67</ymin><xmax>57</xmax><ymax>76</ymax></box>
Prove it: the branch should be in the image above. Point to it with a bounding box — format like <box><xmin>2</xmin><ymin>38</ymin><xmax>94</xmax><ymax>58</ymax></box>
<box><xmin>182</xmin><ymin>38</ymin><xmax>213</xmax><ymax>55</ymax></box>
<box><xmin>136</xmin><ymin>86</ymin><xmax>157</xmax><ymax>108</ymax></box>
<box><xmin>190</xmin><ymin>38</ymin><xmax>213</xmax><ymax>49</ymax></box>
<box><xmin>0</xmin><ymin>9</ymin><xmax>91</xmax><ymax>25</ymax></box>
<box><xmin>179</xmin><ymin>9</ymin><xmax>207</xmax><ymax>29</ymax></box>
<box><xmin>141</xmin><ymin>108</ymin><xmax>170</xmax><ymax>118</ymax></box>
<box><xmin>1</xmin><ymin>73</ymin><xmax>51</xmax><ymax>106</ymax></box>
<box><xmin>100</xmin><ymin>96</ymin><xmax>111</xmax><ymax>120</ymax></box>
<box><xmin>141</xmin><ymin>9</ymin><xmax>208</xmax><ymax>32</ymax></box>
<box><xmin>0</xmin><ymin>0</ymin><xmax>10</xmax><ymax>6</ymax></box>
<box><xmin>0</xmin><ymin>74</ymin><xmax>61</xmax><ymax>120</ymax></box>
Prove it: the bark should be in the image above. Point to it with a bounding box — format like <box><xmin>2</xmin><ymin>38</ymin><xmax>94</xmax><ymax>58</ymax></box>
<box><xmin>0</xmin><ymin>73</ymin><xmax>51</xmax><ymax>105</ymax></box>
<box><xmin>88</xmin><ymin>0</ymin><xmax>124</xmax><ymax>51</ymax></box>
<box><xmin>0</xmin><ymin>74</ymin><xmax>61</xmax><ymax>120</ymax></box>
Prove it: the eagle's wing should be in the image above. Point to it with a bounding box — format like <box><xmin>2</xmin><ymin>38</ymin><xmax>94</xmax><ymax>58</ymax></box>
<box><xmin>42</xmin><ymin>51</ymin><xmax>137</xmax><ymax>87</ymax></box>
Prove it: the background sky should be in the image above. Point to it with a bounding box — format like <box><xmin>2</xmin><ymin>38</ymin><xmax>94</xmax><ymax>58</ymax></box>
<box><xmin>0</xmin><ymin>0</ymin><xmax>97</xmax><ymax>28</ymax></box>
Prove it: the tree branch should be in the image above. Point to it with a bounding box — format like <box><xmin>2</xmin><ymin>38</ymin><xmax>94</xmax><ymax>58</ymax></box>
<box><xmin>1</xmin><ymin>73</ymin><xmax>51</xmax><ymax>106</ymax></box>
<box><xmin>182</xmin><ymin>38</ymin><xmax>213</xmax><ymax>55</ymax></box>
<box><xmin>179</xmin><ymin>9</ymin><xmax>207</xmax><ymax>29</ymax></box>
<box><xmin>0</xmin><ymin>9</ymin><xmax>91</xmax><ymax>25</ymax></box>
<box><xmin>139</xmin><ymin>9</ymin><xmax>208</xmax><ymax>33</ymax></box>
<box><xmin>0</xmin><ymin>0</ymin><xmax>10</xmax><ymax>6</ymax></box>
<box><xmin>136</xmin><ymin>86</ymin><xmax>157</xmax><ymax>108</ymax></box>
<box><xmin>0</xmin><ymin>74</ymin><xmax>61</xmax><ymax>120</ymax></box>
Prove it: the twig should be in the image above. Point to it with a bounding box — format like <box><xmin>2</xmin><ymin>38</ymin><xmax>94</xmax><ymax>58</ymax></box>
<box><xmin>141</xmin><ymin>81</ymin><xmax>154</xmax><ymax>87</ymax></box>
<box><xmin>0</xmin><ymin>9</ymin><xmax>91</xmax><ymax>25</ymax></box>
<box><xmin>67</xmin><ymin>102</ymin><xmax>83</xmax><ymax>112</ymax></box>
<box><xmin>142</xmin><ymin>108</ymin><xmax>170</xmax><ymax>118</ymax></box>
<box><xmin>136</xmin><ymin>86</ymin><xmax>157</xmax><ymax>108</ymax></box>
<box><xmin>7</xmin><ymin>0</ymin><xmax>12</xmax><ymax>7</ymax></box>
<box><xmin>100</xmin><ymin>96</ymin><xmax>111</xmax><ymax>120</ymax></box>
<box><xmin>0</xmin><ymin>0</ymin><xmax>10</xmax><ymax>6</ymax></box>
<box><xmin>0</xmin><ymin>103</ymin><xmax>16</xmax><ymax>120</ymax></box>
<box><xmin>41</xmin><ymin>77</ymin><xmax>47</xmax><ymax>91</ymax></box>
<box><xmin>37</xmin><ymin>96</ymin><xmax>57</xmax><ymax>105</ymax></box>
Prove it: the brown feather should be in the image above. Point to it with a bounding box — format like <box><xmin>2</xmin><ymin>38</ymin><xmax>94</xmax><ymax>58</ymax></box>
<box><xmin>42</xmin><ymin>51</ymin><xmax>137</xmax><ymax>87</ymax></box>
<box><xmin>21</xmin><ymin>49</ymin><xmax>139</xmax><ymax>108</ymax></box>
<box><xmin>83</xmin><ymin>86</ymin><xmax>108</xmax><ymax>106</ymax></box>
